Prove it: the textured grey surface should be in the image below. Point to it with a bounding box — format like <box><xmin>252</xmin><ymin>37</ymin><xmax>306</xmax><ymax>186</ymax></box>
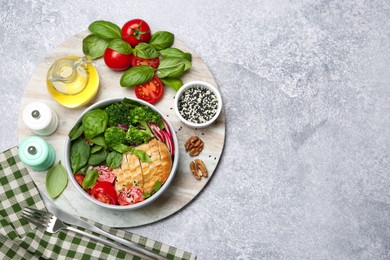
<box><xmin>1</xmin><ymin>0</ymin><xmax>390</xmax><ymax>259</ymax></box>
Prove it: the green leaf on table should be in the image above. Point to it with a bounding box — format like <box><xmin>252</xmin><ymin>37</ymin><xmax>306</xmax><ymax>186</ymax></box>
<box><xmin>133</xmin><ymin>43</ymin><xmax>160</xmax><ymax>59</ymax></box>
<box><xmin>120</xmin><ymin>65</ymin><xmax>155</xmax><ymax>87</ymax></box>
<box><xmin>88</xmin><ymin>20</ymin><xmax>122</xmax><ymax>40</ymax></box>
<box><xmin>82</xmin><ymin>34</ymin><xmax>109</xmax><ymax>59</ymax></box>
<box><xmin>108</xmin><ymin>39</ymin><xmax>133</xmax><ymax>54</ymax></box>
<box><xmin>161</xmin><ymin>77</ymin><xmax>183</xmax><ymax>91</ymax></box>
<box><xmin>160</xmin><ymin>48</ymin><xmax>192</xmax><ymax>61</ymax></box>
<box><xmin>157</xmin><ymin>57</ymin><xmax>191</xmax><ymax>78</ymax></box>
<box><xmin>149</xmin><ymin>31</ymin><xmax>174</xmax><ymax>51</ymax></box>
<box><xmin>46</xmin><ymin>161</ymin><xmax>68</xmax><ymax>199</ymax></box>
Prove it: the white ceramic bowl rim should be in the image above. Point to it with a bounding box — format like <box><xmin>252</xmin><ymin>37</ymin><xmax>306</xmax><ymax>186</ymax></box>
<box><xmin>174</xmin><ymin>80</ymin><xmax>222</xmax><ymax>128</ymax></box>
<box><xmin>65</xmin><ymin>97</ymin><xmax>179</xmax><ymax>210</ymax></box>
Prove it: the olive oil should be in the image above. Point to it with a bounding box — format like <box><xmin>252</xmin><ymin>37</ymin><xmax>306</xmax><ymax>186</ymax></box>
<box><xmin>47</xmin><ymin>56</ymin><xmax>99</xmax><ymax>108</ymax></box>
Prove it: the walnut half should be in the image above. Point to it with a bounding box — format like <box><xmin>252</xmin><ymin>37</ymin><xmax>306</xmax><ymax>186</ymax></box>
<box><xmin>185</xmin><ymin>136</ymin><xmax>204</xmax><ymax>156</ymax></box>
<box><xmin>190</xmin><ymin>159</ymin><xmax>208</xmax><ymax>180</ymax></box>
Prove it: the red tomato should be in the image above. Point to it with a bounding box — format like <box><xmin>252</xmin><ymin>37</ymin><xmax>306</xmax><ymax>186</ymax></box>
<box><xmin>118</xmin><ymin>188</ymin><xmax>144</xmax><ymax>206</ymax></box>
<box><xmin>103</xmin><ymin>48</ymin><xmax>133</xmax><ymax>71</ymax></box>
<box><xmin>74</xmin><ymin>174</ymin><xmax>85</xmax><ymax>187</ymax></box>
<box><xmin>121</xmin><ymin>19</ymin><xmax>151</xmax><ymax>47</ymax></box>
<box><xmin>95</xmin><ymin>166</ymin><xmax>116</xmax><ymax>184</ymax></box>
<box><xmin>90</xmin><ymin>182</ymin><xmax>118</xmax><ymax>205</ymax></box>
<box><xmin>134</xmin><ymin>76</ymin><xmax>164</xmax><ymax>104</ymax></box>
<box><xmin>131</xmin><ymin>56</ymin><xmax>160</xmax><ymax>69</ymax></box>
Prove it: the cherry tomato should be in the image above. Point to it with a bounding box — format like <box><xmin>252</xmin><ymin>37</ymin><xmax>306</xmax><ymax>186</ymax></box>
<box><xmin>103</xmin><ymin>48</ymin><xmax>133</xmax><ymax>71</ymax></box>
<box><xmin>118</xmin><ymin>188</ymin><xmax>144</xmax><ymax>206</ymax></box>
<box><xmin>90</xmin><ymin>182</ymin><xmax>118</xmax><ymax>205</ymax></box>
<box><xmin>121</xmin><ymin>19</ymin><xmax>151</xmax><ymax>48</ymax></box>
<box><xmin>134</xmin><ymin>76</ymin><xmax>164</xmax><ymax>104</ymax></box>
<box><xmin>95</xmin><ymin>166</ymin><xmax>116</xmax><ymax>184</ymax></box>
<box><xmin>74</xmin><ymin>174</ymin><xmax>85</xmax><ymax>187</ymax></box>
<box><xmin>131</xmin><ymin>56</ymin><xmax>160</xmax><ymax>69</ymax></box>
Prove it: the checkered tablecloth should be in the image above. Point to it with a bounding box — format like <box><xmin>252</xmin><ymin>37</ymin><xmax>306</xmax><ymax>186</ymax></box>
<box><xmin>0</xmin><ymin>147</ymin><xmax>196</xmax><ymax>260</ymax></box>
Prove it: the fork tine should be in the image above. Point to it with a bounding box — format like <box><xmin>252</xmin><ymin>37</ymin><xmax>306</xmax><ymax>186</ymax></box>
<box><xmin>22</xmin><ymin>207</ymin><xmax>53</xmax><ymax>229</ymax></box>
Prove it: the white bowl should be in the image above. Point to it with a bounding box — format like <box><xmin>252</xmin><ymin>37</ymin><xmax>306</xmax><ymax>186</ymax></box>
<box><xmin>64</xmin><ymin>97</ymin><xmax>179</xmax><ymax>210</ymax></box>
<box><xmin>174</xmin><ymin>81</ymin><xmax>222</xmax><ymax>128</ymax></box>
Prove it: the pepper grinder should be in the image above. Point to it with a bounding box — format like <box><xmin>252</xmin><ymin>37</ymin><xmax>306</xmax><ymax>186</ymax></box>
<box><xmin>22</xmin><ymin>101</ymin><xmax>59</xmax><ymax>136</ymax></box>
<box><xmin>18</xmin><ymin>136</ymin><xmax>55</xmax><ymax>171</ymax></box>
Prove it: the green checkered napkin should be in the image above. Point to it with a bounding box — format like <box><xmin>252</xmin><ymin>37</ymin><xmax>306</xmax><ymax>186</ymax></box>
<box><xmin>0</xmin><ymin>147</ymin><xmax>196</xmax><ymax>260</ymax></box>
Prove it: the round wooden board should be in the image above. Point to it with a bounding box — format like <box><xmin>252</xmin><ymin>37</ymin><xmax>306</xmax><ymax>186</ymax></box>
<box><xmin>18</xmin><ymin>31</ymin><xmax>225</xmax><ymax>228</ymax></box>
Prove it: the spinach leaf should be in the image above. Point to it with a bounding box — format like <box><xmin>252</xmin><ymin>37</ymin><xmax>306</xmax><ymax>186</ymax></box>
<box><xmin>88</xmin><ymin>149</ymin><xmax>108</xmax><ymax>166</ymax></box>
<box><xmin>120</xmin><ymin>65</ymin><xmax>155</xmax><ymax>87</ymax></box>
<box><xmin>82</xmin><ymin>109</ymin><xmax>108</xmax><ymax>139</ymax></box>
<box><xmin>82</xmin><ymin>169</ymin><xmax>98</xmax><ymax>189</ymax></box>
<box><xmin>91</xmin><ymin>145</ymin><xmax>103</xmax><ymax>154</ymax></box>
<box><xmin>90</xmin><ymin>134</ymin><xmax>107</xmax><ymax>149</ymax></box>
<box><xmin>160</xmin><ymin>47</ymin><xmax>191</xmax><ymax>61</ymax></box>
<box><xmin>88</xmin><ymin>20</ymin><xmax>121</xmax><ymax>40</ymax></box>
<box><xmin>133</xmin><ymin>43</ymin><xmax>159</xmax><ymax>59</ymax></box>
<box><xmin>46</xmin><ymin>161</ymin><xmax>68</xmax><ymax>199</ymax></box>
<box><xmin>106</xmin><ymin>151</ymin><xmax>122</xmax><ymax>169</ymax></box>
<box><xmin>149</xmin><ymin>31</ymin><xmax>174</xmax><ymax>50</ymax></box>
<box><xmin>82</xmin><ymin>34</ymin><xmax>109</xmax><ymax>59</ymax></box>
<box><xmin>69</xmin><ymin>123</ymin><xmax>84</xmax><ymax>141</ymax></box>
<box><xmin>70</xmin><ymin>139</ymin><xmax>90</xmax><ymax>173</ymax></box>
<box><xmin>161</xmin><ymin>77</ymin><xmax>183</xmax><ymax>91</ymax></box>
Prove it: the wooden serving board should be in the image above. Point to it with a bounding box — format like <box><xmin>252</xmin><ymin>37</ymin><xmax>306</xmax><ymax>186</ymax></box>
<box><xmin>18</xmin><ymin>31</ymin><xmax>225</xmax><ymax>228</ymax></box>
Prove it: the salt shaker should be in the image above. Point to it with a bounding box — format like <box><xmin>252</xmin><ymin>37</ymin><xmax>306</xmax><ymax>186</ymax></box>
<box><xmin>18</xmin><ymin>136</ymin><xmax>55</xmax><ymax>171</ymax></box>
<box><xmin>22</xmin><ymin>101</ymin><xmax>59</xmax><ymax>136</ymax></box>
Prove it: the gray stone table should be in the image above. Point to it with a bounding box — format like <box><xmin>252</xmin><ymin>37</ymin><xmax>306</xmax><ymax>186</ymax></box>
<box><xmin>1</xmin><ymin>0</ymin><xmax>389</xmax><ymax>259</ymax></box>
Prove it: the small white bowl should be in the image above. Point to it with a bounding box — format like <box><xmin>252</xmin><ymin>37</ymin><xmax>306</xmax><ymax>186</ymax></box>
<box><xmin>174</xmin><ymin>81</ymin><xmax>222</xmax><ymax>128</ymax></box>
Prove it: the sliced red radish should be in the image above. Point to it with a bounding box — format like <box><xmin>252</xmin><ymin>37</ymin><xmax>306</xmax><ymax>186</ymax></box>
<box><xmin>163</xmin><ymin>119</ymin><xmax>173</xmax><ymax>137</ymax></box>
<box><xmin>117</xmin><ymin>124</ymin><xmax>129</xmax><ymax>131</ymax></box>
<box><xmin>148</xmin><ymin>122</ymin><xmax>165</xmax><ymax>142</ymax></box>
<box><xmin>161</xmin><ymin>130</ymin><xmax>174</xmax><ymax>155</ymax></box>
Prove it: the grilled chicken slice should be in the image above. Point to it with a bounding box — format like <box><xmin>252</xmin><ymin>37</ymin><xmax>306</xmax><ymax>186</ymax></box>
<box><xmin>114</xmin><ymin>139</ymin><xmax>172</xmax><ymax>194</ymax></box>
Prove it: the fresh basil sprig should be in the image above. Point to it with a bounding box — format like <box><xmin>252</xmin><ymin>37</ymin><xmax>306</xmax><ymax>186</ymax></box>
<box><xmin>46</xmin><ymin>161</ymin><xmax>68</xmax><ymax>199</ymax></box>
<box><xmin>88</xmin><ymin>20</ymin><xmax>122</xmax><ymax>40</ymax></box>
<box><xmin>160</xmin><ymin>47</ymin><xmax>192</xmax><ymax>61</ymax></box>
<box><xmin>157</xmin><ymin>57</ymin><xmax>191</xmax><ymax>78</ymax></box>
<box><xmin>133</xmin><ymin>43</ymin><xmax>159</xmax><ymax>59</ymax></box>
<box><xmin>82</xmin><ymin>34</ymin><xmax>109</xmax><ymax>59</ymax></box>
<box><xmin>130</xmin><ymin>148</ymin><xmax>152</xmax><ymax>163</ymax></box>
<box><xmin>161</xmin><ymin>78</ymin><xmax>183</xmax><ymax>91</ymax></box>
<box><xmin>149</xmin><ymin>31</ymin><xmax>174</xmax><ymax>51</ymax></box>
<box><xmin>120</xmin><ymin>65</ymin><xmax>155</xmax><ymax>87</ymax></box>
<box><xmin>108</xmin><ymin>39</ymin><xmax>133</xmax><ymax>54</ymax></box>
<box><xmin>82</xmin><ymin>169</ymin><xmax>98</xmax><ymax>189</ymax></box>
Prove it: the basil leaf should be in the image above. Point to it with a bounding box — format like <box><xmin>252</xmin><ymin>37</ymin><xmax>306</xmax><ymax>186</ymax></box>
<box><xmin>157</xmin><ymin>57</ymin><xmax>191</xmax><ymax>78</ymax></box>
<box><xmin>46</xmin><ymin>161</ymin><xmax>68</xmax><ymax>199</ymax></box>
<box><xmin>142</xmin><ymin>193</ymin><xmax>151</xmax><ymax>198</ymax></box>
<box><xmin>70</xmin><ymin>139</ymin><xmax>90</xmax><ymax>173</ymax></box>
<box><xmin>106</xmin><ymin>151</ymin><xmax>122</xmax><ymax>169</ymax></box>
<box><xmin>130</xmin><ymin>148</ymin><xmax>152</xmax><ymax>163</ymax></box>
<box><xmin>160</xmin><ymin>48</ymin><xmax>191</xmax><ymax>61</ymax></box>
<box><xmin>82</xmin><ymin>109</ymin><xmax>108</xmax><ymax>139</ymax></box>
<box><xmin>161</xmin><ymin>77</ymin><xmax>183</xmax><ymax>91</ymax></box>
<box><xmin>153</xmin><ymin>180</ymin><xmax>162</xmax><ymax>193</ymax></box>
<box><xmin>82</xmin><ymin>169</ymin><xmax>98</xmax><ymax>189</ymax></box>
<box><xmin>91</xmin><ymin>145</ymin><xmax>102</xmax><ymax>154</ymax></box>
<box><xmin>133</xmin><ymin>43</ymin><xmax>159</xmax><ymax>59</ymax></box>
<box><xmin>149</xmin><ymin>31</ymin><xmax>174</xmax><ymax>51</ymax></box>
<box><xmin>88</xmin><ymin>20</ymin><xmax>121</xmax><ymax>40</ymax></box>
<box><xmin>88</xmin><ymin>149</ymin><xmax>108</xmax><ymax>166</ymax></box>
<box><xmin>69</xmin><ymin>123</ymin><xmax>84</xmax><ymax>141</ymax></box>
<box><xmin>120</xmin><ymin>65</ymin><xmax>155</xmax><ymax>87</ymax></box>
<box><xmin>82</xmin><ymin>34</ymin><xmax>109</xmax><ymax>59</ymax></box>
<box><xmin>108</xmin><ymin>39</ymin><xmax>133</xmax><ymax>54</ymax></box>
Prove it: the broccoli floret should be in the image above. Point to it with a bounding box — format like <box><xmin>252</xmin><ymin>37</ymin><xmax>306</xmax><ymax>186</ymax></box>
<box><xmin>129</xmin><ymin>106</ymin><xmax>162</xmax><ymax>135</ymax></box>
<box><xmin>104</xmin><ymin>127</ymin><xmax>126</xmax><ymax>148</ymax></box>
<box><xmin>125</xmin><ymin>125</ymin><xmax>151</xmax><ymax>146</ymax></box>
<box><xmin>129</xmin><ymin>106</ymin><xmax>161</xmax><ymax>125</ymax></box>
<box><xmin>105</xmin><ymin>103</ymin><xmax>133</xmax><ymax>126</ymax></box>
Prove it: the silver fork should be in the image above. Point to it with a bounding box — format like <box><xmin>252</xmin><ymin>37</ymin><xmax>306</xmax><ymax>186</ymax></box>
<box><xmin>22</xmin><ymin>207</ymin><xmax>162</xmax><ymax>260</ymax></box>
